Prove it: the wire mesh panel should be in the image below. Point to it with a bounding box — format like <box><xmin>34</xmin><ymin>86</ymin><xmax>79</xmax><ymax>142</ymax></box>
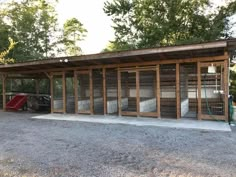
<box><xmin>77</xmin><ymin>72</ymin><xmax>91</xmax><ymax>113</ymax></box>
<box><xmin>139</xmin><ymin>70</ymin><xmax>157</xmax><ymax>115</ymax></box>
<box><xmin>106</xmin><ymin>69</ymin><xmax>118</xmax><ymax>115</ymax></box>
<box><xmin>66</xmin><ymin>73</ymin><xmax>75</xmax><ymax>113</ymax></box>
<box><xmin>6</xmin><ymin>78</ymin><xmax>36</xmax><ymax>93</ymax></box>
<box><xmin>92</xmin><ymin>69</ymin><xmax>104</xmax><ymax>114</ymax></box>
<box><xmin>201</xmin><ymin>64</ymin><xmax>225</xmax><ymax>116</ymax></box>
<box><xmin>53</xmin><ymin>75</ymin><xmax>64</xmax><ymax>112</ymax></box>
<box><xmin>160</xmin><ymin>64</ymin><xmax>176</xmax><ymax>118</ymax></box>
<box><xmin>180</xmin><ymin>63</ymin><xmax>198</xmax><ymax>119</ymax></box>
<box><xmin>121</xmin><ymin>71</ymin><xmax>137</xmax><ymax>113</ymax></box>
<box><xmin>39</xmin><ymin>79</ymin><xmax>50</xmax><ymax>94</ymax></box>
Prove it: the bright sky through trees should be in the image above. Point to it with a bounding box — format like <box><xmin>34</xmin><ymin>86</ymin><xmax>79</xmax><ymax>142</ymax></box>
<box><xmin>56</xmin><ymin>0</ymin><xmax>115</xmax><ymax>54</ymax></box>
<box><xmin>57</xmin><ymin>0</ymin><xmax>235</xmax><ymax>54</ymax></box>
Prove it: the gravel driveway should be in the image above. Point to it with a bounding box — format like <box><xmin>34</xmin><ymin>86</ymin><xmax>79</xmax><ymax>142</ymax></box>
<box><xmin>0</xmin><ymin>112</ymin><xmax>236</xmax><ymax>177</ymax></box>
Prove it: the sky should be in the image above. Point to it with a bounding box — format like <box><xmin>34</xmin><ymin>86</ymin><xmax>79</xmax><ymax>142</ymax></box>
<box><xmin>56</xmin><ymin>0</ymin><xmax>115</xmax><ymax>54</ymax></box>
<box><xmin>56</xmin><ymin>0</ymin><xmax>233</xmax><ymax>54</ymax></box>
<box><xmin>1</xmin><ymin>0</ymin><xmax>234</xmax><ymax>54</ymax></box>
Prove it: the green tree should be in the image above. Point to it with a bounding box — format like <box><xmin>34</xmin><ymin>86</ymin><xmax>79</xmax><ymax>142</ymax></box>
<box><xmin>62</xmin><ymin>18</ymin><xmax>87</xmax><ymax>56</ymax></box>
<box><xmin>0</xmin><ymin>0</ymin><xmax>59</xmax><ymax>61</ymax></box>
<box><xmin>104</xmin><ymin>0</ymin><xmax>236</xmax><ymax>50</ymax></box>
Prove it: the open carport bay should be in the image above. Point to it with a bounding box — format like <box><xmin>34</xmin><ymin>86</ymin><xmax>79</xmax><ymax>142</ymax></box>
<box><xmin>0</xmin><ymin>112</ymin><xmax>236</xmax><ymax>177</ymax></box>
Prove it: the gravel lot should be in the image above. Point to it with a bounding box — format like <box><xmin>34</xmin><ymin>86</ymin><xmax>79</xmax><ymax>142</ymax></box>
<box><xmin>0</xmin><ymin>111</ymin><xmax>236</xmax><ymax>177</ymax></box>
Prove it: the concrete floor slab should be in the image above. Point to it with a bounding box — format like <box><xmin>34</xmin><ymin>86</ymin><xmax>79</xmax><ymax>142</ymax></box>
<box><xmin>32</xmin><ymin>114</ymin><xmax>231</xmax><ymax>132</ymax></box>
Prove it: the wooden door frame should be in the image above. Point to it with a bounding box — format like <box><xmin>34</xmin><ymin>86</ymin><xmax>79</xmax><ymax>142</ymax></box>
<box><xmin>74</xmin><ymin>70</ymin><xmax>93</xmax><ymax>114</ymax></box>
<box><xmin>197</xmin><ymin>61</ymin><xmax>228</xmax><ymax>121</ymax></box>
<box><xmin>50</xmin><ymin>72</ymin><xmax>66</xmax><ymax>113</ymax></box>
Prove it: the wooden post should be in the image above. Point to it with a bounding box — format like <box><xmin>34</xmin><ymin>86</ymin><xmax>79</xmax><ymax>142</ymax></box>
<box><xmin>62</xmin><ymin>72</ymin><xmax>66</xmax><ymax>114</ymax></box>
<box><xmin>89</xmin><ymin>69</ymin><xmax>94</xmax><ymax>115</ymax></box>
<box><xmin>136</xmin><ymin>69</ymin><xmax>140</xmax><ymax>116</ymax></box>
<box><xmin>2</xmin><ymin>74</ymin><xmax>6</xmax><ymax>111</ymax></box>
<box><xmin>74</xmin><ymin>71</ymin><xmax>78</xmax><ymax>114</ymax></box>
<box><xmin>176</xmin><ymin>63</ymin><xmax>181</xmax><ymax>119</ymax></box>
<box><xmin>156</xmin><ymin>65</ymin><xmax>161</xmax><ymax>118</ymax></box>
<box><xmin>224</xmin><ymin>59</ymin><xmax>229</xmax><ymax>122</ymax></box>
<box><xmin>103</xmin><ymin>68</ymin><xmax>107</xmax><ymax>115</ymax></box>
<box><xmin>197</xmin><ymin>62</ymin><xmax>202</xmax><ymax>120</ymax></box>
<box><xmin>49</xmin><ymin>73</ymin><xmax>54</xmax><ymax>113</ymax></box>
<box><xmin>117</xmin><ymin>68</ymin><xmax>121</xmax><ymax>116</ymax></box>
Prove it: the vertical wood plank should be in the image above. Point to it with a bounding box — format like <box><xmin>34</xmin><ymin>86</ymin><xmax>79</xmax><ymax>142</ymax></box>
<box><xmin>156</xmin><ymin>65</ymin><xmax>161</xmax><ymax>118</ymax></box>
<box><xmin>50</xmin><ymin>73</ymin><xmax>54</xmax><ymax>113</ymax></box>
<box><xmin>224</xmin><ymin>58</ymin><xmax>229</xmax><ymax>122</ymax></box>
<box><xmin>117</xmin><ymin>68</ymin><xmax>121</xmax><ymax>116</ymax></box>
<box><xmin>90</xmin><ymin>69</ymin><xmax>94</xmax><ymax>115</ymax></box>
<box><xmin>74</xmin><ymin>71</ymin><xmax>78</xmax><ymax>114</ymax></box>
<box><xmin>136</xmin><ymin>69</ymin><xmax>140</xmax><ymax>116</ymax></box>
<box><xmin>176</xmin><ymin>63</ymin><xmax>181</xmax><ymax>119</ymax></box>
<box><xmin>103</xmin><ymin>68</ymin><xmax>107</xmax><ymax>115</ymax></box>
<box><xmin>2</xmin><ymin>75</ymin><xmax>6</xmax><ymax>111</ymax></box>
<box><xmin>62</xmin><ymin>72</ymin><xmax>66</xmax><ymax>114</ymax></box>
<box><xmin>197</xmin><ymin>62</ymin><xmax>202</xmax><ymax>120</ymax></box>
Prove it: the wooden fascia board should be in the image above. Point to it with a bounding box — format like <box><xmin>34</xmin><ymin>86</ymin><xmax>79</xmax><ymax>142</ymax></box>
<box><xmin>2</xmin><ymin>54</ymin><xmax>227</xmax><ymax>74</ymax></box>
<box><xmin>0</xmin><ymin>41</ymin><xmax>227</xmax><ymax>70</ymax></box>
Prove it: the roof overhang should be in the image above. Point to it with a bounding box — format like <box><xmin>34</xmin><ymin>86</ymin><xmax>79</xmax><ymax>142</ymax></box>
<box><xmin>0</xmin><ymin>39</ymin><xmax>232</xmax><ymax>74</ymax></box>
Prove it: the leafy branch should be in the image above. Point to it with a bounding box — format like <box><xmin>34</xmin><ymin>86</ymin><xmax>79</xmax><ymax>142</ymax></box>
<box><xmin>0</xmin><ymin>37</ymin><xmax>17</xmax><ymax>64</ymax></box>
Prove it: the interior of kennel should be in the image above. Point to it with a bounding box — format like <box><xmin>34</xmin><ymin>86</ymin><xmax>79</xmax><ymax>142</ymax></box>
<box><xmin>52</xmin><ymin>74</ymin><xmax>64</xmax><ymax>112</ymax></box>
<box><xmin>119</xmin><ymin>67</ymin><xmax>158</xmax><ymax>117</ymax></box>
<box><xmin>139</xmin><ymin>69</ymin><xmax>157</xmax><ymax>116</ymax></box>
<box><xmin>180</xmin><ymin>63</ymin><xmax>198</xmax><ymax>119</ymax></box>
<box><xmin>75</xmin><ymin>71</ymin><xmax>91</xmax><ymax>114</ymax></box>
<box><xmin>106</xmin><ymin>69</ymin><xmax>118</xmax><ymax>115</ymax></box>
<box><xmin>200</xmin><ymin>63</ymin><xmax>225</xmax><ymax>117</ymax></box>
<box><xmin>65</xmin><ymin>72</ymin><xmax>75</xmax><ymax>113</ymax></box>
<box><xmin>92</xmin><ymin>69</ymin><xmax>104</xmax><ymax>115</ymax></box>
<box><xmin>160</xmin><ymin>64</ymin><xmax>177</xmax><ymax>118</ymax></box>
<box><xmin>120</xmin><ymin>70</ymin><xmax>136</xmax><ymax>115</ymax></box>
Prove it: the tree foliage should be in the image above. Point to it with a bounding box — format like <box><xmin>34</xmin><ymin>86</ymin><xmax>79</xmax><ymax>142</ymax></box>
<box><xmin>0</xmin><ymin>38</ymin><xmax>17</xmax><ymax>64</ymax></box>
<box><xmin>62</xmin><ymin>18</ymin><xmax>87</xmax><ymax>56</ymax></box>
<box><xmin>104</xmin><ymin>0</ymin><xmax>236</xmax><ymax>50</ymax></box>
<box><xmin>0</xmin><ymin>0</ymin><xmax>87</xmax><ymax>61</ymax></box>
<box><xmin>0</xmin><ymin>0</ymin><xmax>59</xmax><ymax>61</ymax></box>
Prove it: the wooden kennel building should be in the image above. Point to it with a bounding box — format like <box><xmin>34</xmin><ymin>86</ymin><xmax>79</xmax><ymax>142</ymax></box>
<box><xmin>1</xmin><ymin>39</ymin><xmax>236</xmax><ymax>121</ymax></box>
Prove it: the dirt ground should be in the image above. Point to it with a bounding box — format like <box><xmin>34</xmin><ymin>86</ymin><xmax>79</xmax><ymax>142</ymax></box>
<box><xmin>0</xmin><ymin>111</ymin><xmax>236</xmax><ymax>177</ymax></box>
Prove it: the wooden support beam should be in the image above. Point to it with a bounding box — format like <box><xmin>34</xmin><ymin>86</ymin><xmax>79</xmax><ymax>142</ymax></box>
<box><xmin>176</xmin><ymin>63</ymin><xmax>181</xmax><ymax>119</ymax></box>
<box><xmin>103</xmin><ymin>68</ymin><xmax>107</xmax><ymax>115</ymax></box>
<box><xmin>117</xmin><ymin>68</ymin><xmax>121</xmax><ymax>116</ymax></box>
<box><xmin>62</xmin><ymin>72</ymin><xmax>66</xmax><ymax>114</ymax></box>
<box><xmin>89</xmin><ymin>69</ymin><xmax>94</xmax><ymax>115</ymax></box>
<box><xmin>224</xmin><ymin>58</ymin><xmax>229</xmax><ymax>122</ymax></box>
<box><xmin>156</xmin><ymin>65</ymin><xmax>161</xmax><ymax>118</ymax></box>
<box><xmin>197</xmin><ymin>62</ymin><xmax>202</xmax><ymax>120</ymax></box>
<box><xmin>74</xmin><ymin>71</ymin><xmax>78</xmax><ymax>114</ymax></box>
<box><xmin>136</xmin><ymin>69</ymin><xmax>140</xmax><ymax>116</ymax></box>
<box><xmin>44</xmin><ymin>72</ymin><xmax>51</xmax><ymax>79</ymax></box>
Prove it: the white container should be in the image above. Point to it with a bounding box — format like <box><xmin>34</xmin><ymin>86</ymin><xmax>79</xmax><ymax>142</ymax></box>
<box><xmin>233</xmin><ymin>106</ymin><xmax>236</xmax><ymax>121</ymax></box>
